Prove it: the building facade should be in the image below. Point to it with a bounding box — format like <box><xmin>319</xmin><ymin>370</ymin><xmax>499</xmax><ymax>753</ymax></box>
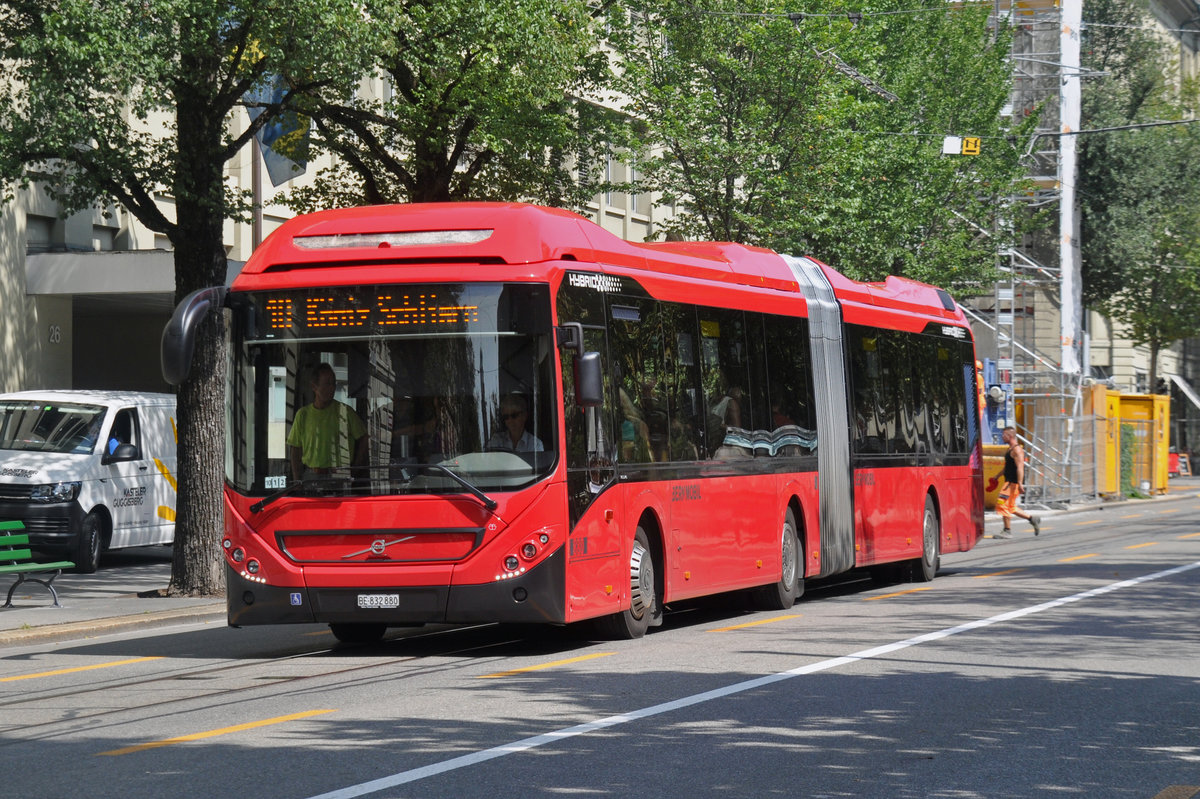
<box><xmin>0</xmin><ymin>141</ymin><xmax>660</xmax><ymax>395</ymax></box>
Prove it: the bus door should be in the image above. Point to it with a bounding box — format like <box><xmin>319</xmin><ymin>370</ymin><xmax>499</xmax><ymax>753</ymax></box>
<box><xmin>557</xmin><ymin>281</ymin><xmax>625</xmax><ymax>620</ymax></box>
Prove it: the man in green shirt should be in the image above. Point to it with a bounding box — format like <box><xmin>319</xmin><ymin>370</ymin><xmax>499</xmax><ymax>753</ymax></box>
<box><xmin>288</xmin><ymin>363</ymin><xmax>368</xmax><ymax>480</ymax></box>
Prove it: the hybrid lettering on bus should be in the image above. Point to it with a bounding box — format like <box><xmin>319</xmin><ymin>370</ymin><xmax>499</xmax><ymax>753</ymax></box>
<box><xmin>162</xmin><ymin>203</ymin><xmax>983</xmax><ymax>643</ymax></box>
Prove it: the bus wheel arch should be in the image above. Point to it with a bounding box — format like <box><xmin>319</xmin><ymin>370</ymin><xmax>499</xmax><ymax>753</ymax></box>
<box><xmin>597</xmin><ymin>512</ymin><xmax>663</xmax><ymax>639</ymax></box>
<box><xmin>752</xmin><ymin>500</ymin><xmax>804</xmax><ymax>610</ymax></box>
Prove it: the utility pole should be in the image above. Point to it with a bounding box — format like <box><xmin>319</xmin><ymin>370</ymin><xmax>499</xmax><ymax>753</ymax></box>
<box><xmin>1059</xmin><ymin>0</ymin><xmax>1083</xmax><ymax>374</ymax></box>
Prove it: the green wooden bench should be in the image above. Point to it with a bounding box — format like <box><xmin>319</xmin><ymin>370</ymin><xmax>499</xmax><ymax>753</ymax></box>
<box><xmin>1</xmin><ymin>521</ymin><xmax>76</xmax><ymax>608</ymax></box>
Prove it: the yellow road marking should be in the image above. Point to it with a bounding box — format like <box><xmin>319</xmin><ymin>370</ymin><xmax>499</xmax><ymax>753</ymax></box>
<box><xmin>1155</xmin><ymin>508</ymin><xmax>1180</xmax><ymax>515</ymax></box>
<box><xmin>1120</xmin><ymin>513</ymin><xmax>1143</xmax><ymax>519</ymax></box>
<box><xmin>1</xmin><ymin>657</ymin><xmax>163</xmax><ymax>683</ymax></box>
<box><xmin>1125</xmin><ymin>542</ymin><xmax>1158</xmax><ymax>550</ymax></box>
<box><xmin>973</xmin><ymin>569</ymin><xmax>1024</xmax><ymax>579</ymax></box>
<box><xmin>1075</xmin><ymin>519</ymin><xmax>1102</xmax><ymax>526</ymax></box>
<box><xmin>1181</xmin><ymin>532</ymin><xmax>1200</xmax><ymax>540</ymax></box>
<box><xmin>866</xmin><ymin>587</ymin><xmax>933</xmax><ymax>601</ymax></box>
<box><xmin>1149</xmin><ymin>786</ymin><xmax>1200</xmax><ymax>799</ymax></box>
<box><xmin>477</xmin><ymin>652</ymin><xmax>615</xmax><ymax>679</ymax></box>
<box><xmin>98</xmin><ymin>710</ymin><xmax>335</xmax><ymax>756</ymax></box>
<box><xmin>1060</xmin><ymin>553</ymin><xmax>1099</xmax><ymax>562</ymax></box>
<box><xmin>709</xmin><ymin>614</ymin><xmax>803</xmax><ymax>632</ymax></box>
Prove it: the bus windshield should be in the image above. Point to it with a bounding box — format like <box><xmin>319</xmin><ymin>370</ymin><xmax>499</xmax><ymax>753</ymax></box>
<box><xmin>227</xmin><ymin>282</ymin><xmax>557</xmax><ymax>498</ymax></box>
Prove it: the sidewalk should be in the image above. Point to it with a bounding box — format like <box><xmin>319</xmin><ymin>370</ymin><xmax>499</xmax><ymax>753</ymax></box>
<box><xmin>4</xmin><ymin>476</ymin><xmax>1200</xmax><ymax>647</ymax></box>
<box><xmin>0</xmin><ymin>545</ymin><xmax>224</xmax><ymax>646</ymax></box>
<box><xmin>982</xmin><ymin>473</ymin><xmax>1200</xmax><ymax>538</ymax></box>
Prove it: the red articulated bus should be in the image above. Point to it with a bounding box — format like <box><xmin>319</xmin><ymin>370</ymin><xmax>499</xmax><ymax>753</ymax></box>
<box><xmin>162</xmin><ymin>202</ymin><xmax>984</xmax><ymax>643</ymax></box>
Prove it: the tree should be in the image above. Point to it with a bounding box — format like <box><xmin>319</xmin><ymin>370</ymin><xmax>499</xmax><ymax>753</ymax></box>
<box><xmin>0</xmin><ymin>0</ymin><xmax>369</xmax><ymax>594</ymax></box>
<box><xmin>611</xmin><ymin>0</ymin><xmax>1033</xmax><ymax>291</ymax></box>
<box><xmin>1078</xmin><ymin>0</ymin><xmax>1200</xmax><ymax>383</ymax></box>
<box><xmin>284</xmin><ymin>0</ymin><xmax>614</xmax><ymax>212</ymax></box>
<box><xmin>1104</xmin><ymin>202</ymin><xmax>1200</xmax><ymax>390</ymax></box>
<box><xmin>1077</xmin><ymin>0</ymin><xmax>1195</xmax><ymax>307</ymax></box>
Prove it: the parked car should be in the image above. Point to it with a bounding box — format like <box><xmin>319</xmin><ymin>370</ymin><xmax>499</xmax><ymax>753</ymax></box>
<box><xmin>0</xmin><ymin>390</ymin><xmax>177</xmax><ymax>572</ymax></box>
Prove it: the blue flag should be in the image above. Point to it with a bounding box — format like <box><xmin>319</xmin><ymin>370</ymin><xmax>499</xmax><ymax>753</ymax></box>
<box><xmin>244</xmin><ymin>76</ymin><xmax>310</xmax><ymax>186</ymax></box>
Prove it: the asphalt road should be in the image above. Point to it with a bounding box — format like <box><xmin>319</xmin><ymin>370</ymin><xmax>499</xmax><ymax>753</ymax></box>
<box><xmin>1</xmin><ymin>499</ymin><xmax>1198</xmax><ymax>799</ymax></box>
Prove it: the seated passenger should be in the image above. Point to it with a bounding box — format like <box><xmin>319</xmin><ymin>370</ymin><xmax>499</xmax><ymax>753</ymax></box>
<box><xmin>487</xmin><ymin>393</ymin><xmax>543</xmax><ymax>453</ymax></box>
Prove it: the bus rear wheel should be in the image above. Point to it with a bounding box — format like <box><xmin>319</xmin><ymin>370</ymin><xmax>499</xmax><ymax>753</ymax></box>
<box><xmin>597</xmin><ymin>527</ymin><xmax>660</xmax><ymax>639</ymax></box>
<box><xmin>913</xmin><ymin>495</ymin><xmax>940</xmax><ymax>582</ymax></box>
<box><xmin>752</xmin><ymin>509</ymin><xmax>802</xmax><ymax>610</ymax></box>
<box><xmin>330</xmin><ymin>623</ymin><xmax>387</xmax><ymax>644</ymax></box>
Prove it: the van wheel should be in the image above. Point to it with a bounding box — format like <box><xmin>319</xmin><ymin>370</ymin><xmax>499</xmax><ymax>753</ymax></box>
<box><xmin>73</xmin><ymin>510</ymin><xmax>105</xmax><ymax>574</ymax></box>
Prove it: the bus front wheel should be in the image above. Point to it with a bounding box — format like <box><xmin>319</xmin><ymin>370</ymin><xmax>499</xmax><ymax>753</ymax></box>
<box><xmin>597</xmin><ymin>527</ymin><xmax>661</xmax><ymax>639</ymax></box>
<box><xmin>753</xmin><ymin>508</ymin><xmax>802</xmax><ymax>609</ymax></box>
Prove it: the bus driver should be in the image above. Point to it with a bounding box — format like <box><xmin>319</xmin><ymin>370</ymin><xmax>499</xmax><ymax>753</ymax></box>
<box><xmin>288</xmin><ymin>362</ymin><xmax>368</xmax><ymax>480</ymax></box>
<box><xmin>487</xmin><ymin>393</ymin><xmax>543</xmax><ymax>453</ymax></box>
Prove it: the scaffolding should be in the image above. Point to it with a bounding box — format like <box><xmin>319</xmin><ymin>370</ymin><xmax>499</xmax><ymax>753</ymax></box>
<box><xmin>979</xmin><ymin>0</ymin><xmax>1097</xmax><ymax>508</ymax></box>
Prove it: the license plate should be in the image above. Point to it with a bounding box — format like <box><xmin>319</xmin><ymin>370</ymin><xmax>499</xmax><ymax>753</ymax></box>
<box><xmin>357</xmin><ymin>593</ymin><xmax>400</xmax><ymax>609</ymax></box>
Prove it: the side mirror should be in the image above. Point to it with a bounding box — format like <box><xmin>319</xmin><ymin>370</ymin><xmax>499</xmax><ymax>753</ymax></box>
<box><xmin>162</xmin><ymin>286</ymin><xmax>227</xmax><ymax>385</ymax></box>
<box><xmin>556</xmin><ymin>322</ymin><xmax>584</xmax><ymax>355</ymax></box>
<box><xmin>574</xmin><ymin>351</ymin><xmax>603</xmax><ymax>408</ymax></box>
<box><xmin>103</xmin><ymin>442</ymin><xmax>141</xmax><ymax>464</ymax></box>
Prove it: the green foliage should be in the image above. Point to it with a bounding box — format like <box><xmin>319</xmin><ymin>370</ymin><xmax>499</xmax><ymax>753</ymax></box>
<box><xmin>0</xmin><ymin>0</ymin><xmax>371</xmax><ymax>596</ymax></box>
<box><xmin>284</xmin><ymin>0</ymin><xmax>613</xmax><ymax>210</ymax></box>
<box><xmin>1078</xmin><ymin>0</ymin><xmax>1200</xmax><ymax>383</ymax></box>
<box><xmin>1119</xmin><ymin>422</ymin><xmax>1147</xmax><ymax>497</ymax></box>
<box><xmin>611</xmin><ymin>0</ymin><xmax>1033</xmax><ymax>291</ymax></box>
<box><xmin>0</xmin><ymin>0</ymin><xmax>370</xmax><ymax>245</ymax></box>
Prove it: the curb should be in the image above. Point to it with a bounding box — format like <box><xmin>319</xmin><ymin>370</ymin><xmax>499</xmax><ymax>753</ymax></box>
<box><xmin>0</xmin><ymin>603</ymin><xmax>226</xmax><ymax>647</ymax></box>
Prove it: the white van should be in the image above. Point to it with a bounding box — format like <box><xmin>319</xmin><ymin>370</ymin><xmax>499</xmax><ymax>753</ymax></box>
<box><xmin>0</xmin><ymin>391</ymin><xmax>177</xmax><ymax>573</ymax></box>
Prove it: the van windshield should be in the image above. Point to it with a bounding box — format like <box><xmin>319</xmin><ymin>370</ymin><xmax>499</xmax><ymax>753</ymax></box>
<box><xmin>0</xmin><ymin>400</ymin><xmax>106</xmax><ymax>454</ymax></box>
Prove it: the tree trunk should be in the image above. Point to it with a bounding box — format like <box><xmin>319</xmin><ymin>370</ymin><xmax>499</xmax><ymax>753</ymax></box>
<box><xmin>167</xmin><ymin>58</ymin><xmax>230</xmax><ymax>597</ymax></box>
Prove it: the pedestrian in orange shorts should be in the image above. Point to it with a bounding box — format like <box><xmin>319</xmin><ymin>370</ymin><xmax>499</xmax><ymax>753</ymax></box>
<box><xmin>994</xmin><ymin>426</ymin><xmax>1041</xmax><ymax>538</ymax></box>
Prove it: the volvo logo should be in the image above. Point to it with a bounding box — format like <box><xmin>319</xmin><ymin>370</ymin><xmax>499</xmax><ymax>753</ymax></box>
<box><xmin>342</xmin><ymin>535</ymin><xmax>415</xmax><ymax>559</ymax></box>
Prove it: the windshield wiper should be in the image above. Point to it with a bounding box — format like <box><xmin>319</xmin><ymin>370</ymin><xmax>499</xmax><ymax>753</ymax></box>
<box><xmin>250</xmin><ymin>473</ymin><xmax>361</xmax><ymax>513</ymax></box>
<box><xmin>250</xmin><ymin>464</ymin><xmax>498</xmax><ymax>513</ymax></box>
<box><xmin>406</xmin><ymin>464</ymin><xmax>498</xmax><ymax>511</ymax></box>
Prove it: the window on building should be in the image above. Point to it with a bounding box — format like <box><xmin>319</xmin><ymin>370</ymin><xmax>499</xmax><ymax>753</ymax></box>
<box><xmin>25</xmin><ymin>214</ymin><xmax>57</xmax><ymax>253</ymax></box>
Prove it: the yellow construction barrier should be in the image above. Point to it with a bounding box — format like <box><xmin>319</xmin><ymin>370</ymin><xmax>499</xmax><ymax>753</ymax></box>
<box><xmin>1119</xmin><ymin>393</ymin><xmax>1169</xmax><ymax>495</ymax></box>
<box><xmin>982</xmin><ymin>444</ymin><xmax>1007</xmax><ymax>510</ymax></box>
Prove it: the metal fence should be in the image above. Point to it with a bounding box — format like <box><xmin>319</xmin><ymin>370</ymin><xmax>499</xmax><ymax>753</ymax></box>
<box><xmin>1117</xmin><ymin>418</ymin><xmax>1157</xmax><ymax>497</ymax></box>
<box><xmin>1023</xmin><ymin>415</ymin><xmax>1159</xmax><ymax>507</ymax></box>
<box><xmin>1025</xmin><ymin>413</ymin><xmax>1099</xmax><ymax>508</ymax></box>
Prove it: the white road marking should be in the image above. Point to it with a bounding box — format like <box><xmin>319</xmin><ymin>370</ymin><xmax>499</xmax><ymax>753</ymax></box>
<box><xmin>305</xmin><ymin>559</ymin><xmax>1200</xmax><ymax>799</ymax></box>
